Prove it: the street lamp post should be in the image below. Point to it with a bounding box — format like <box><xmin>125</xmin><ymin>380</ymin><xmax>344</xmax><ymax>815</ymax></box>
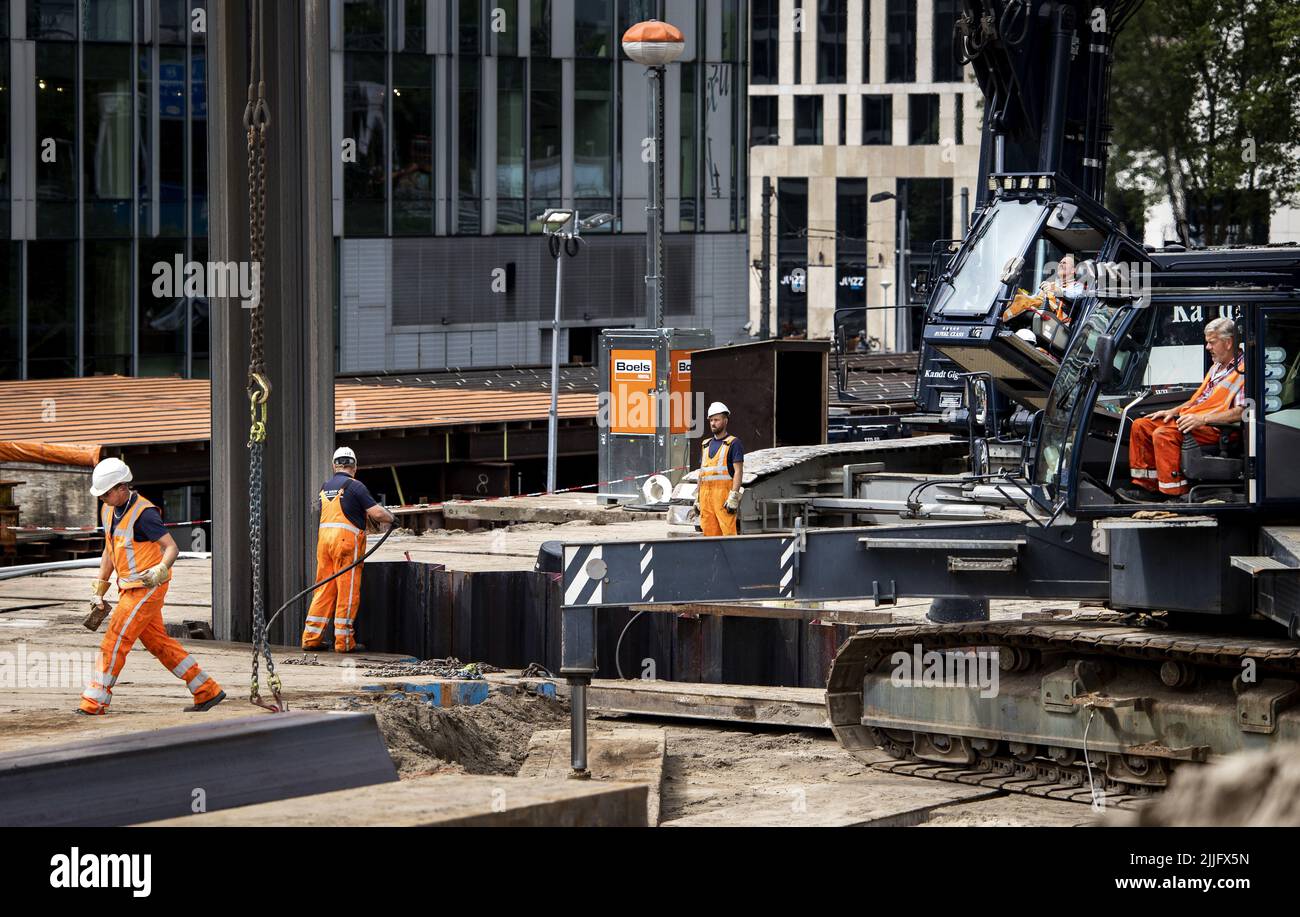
<box><xmin>870</xmin><ymin>189</ymin><xmax>910</xmax><ymax>352</ymax></box>
<box><xmin>622</xmin><ymin>20</ymin><xmax>684</xmax><ymax>330</ymax></box>
<box><xmin>538</xmin><ymin>209</ymin><xmax>613</xmax><ymax>494</ymax></box>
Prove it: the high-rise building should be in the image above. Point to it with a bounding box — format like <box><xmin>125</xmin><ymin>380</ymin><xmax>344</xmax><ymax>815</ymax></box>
<box><xmin>748</xmin><ymin>0</ymin><xmax>980</xmax><ymax>351</ymax></box>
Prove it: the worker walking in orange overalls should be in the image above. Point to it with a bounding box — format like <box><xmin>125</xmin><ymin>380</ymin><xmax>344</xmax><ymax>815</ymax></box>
<box><xmin>1127</xmin><ymin>317</ymin><xmax>1246</xmax><ymax>499</ymax></box>
<box><xmin>79</xmin><ymin>458</ymin><xmax>225</xmax><ymax>715</ymax></box>
<box><xmin>301</xmin><ymin>447</ymin><xmax>395</xmax><ymax>652</ymax></box>
<box><xmin>693</xmin><ymin>402</ymin><xmax>745</xmax><ymax>536</ymax></box>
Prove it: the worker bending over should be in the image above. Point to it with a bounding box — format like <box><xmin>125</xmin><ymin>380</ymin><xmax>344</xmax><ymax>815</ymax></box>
<box><xmin>80</xmin><ymin>458</ymin><xmax>225</xmax><ymax>715</ymax></box>
<box><xmin>694</xmin><ymin>402</ymin><xmax>745</xmax><ymax>536</ymax></box>
<box><xmin>1127</xmin><ymin>316</ymin><xmax>1245</xmax><ymax>499</ymax></box>
<box><xmin>301</xmin><ymin>447</ymin><xmax>395</xmax><ymax>652</ymax></box>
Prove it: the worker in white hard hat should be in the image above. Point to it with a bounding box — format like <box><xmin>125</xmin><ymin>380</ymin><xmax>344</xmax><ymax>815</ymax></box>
<box><xmin>693</xmin><ymin>402</ymin><xmax>744</xmax><ymax>536</ymax></box>
<box><xmin>79</xmin><ymin>458</ymin><xmax>225</xmax><ymax>715</ymax></box>
<box><xmin>301</xmin><ymin>446</ymin><xmax>395</xmax><ymax>652</ymax></box>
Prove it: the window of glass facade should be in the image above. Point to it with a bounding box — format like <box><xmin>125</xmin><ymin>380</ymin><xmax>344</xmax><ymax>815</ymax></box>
<box><xmin>529</xmin><ymin>58</ymin><xmax>562</xmax><ymax>229</ymax></box>
<box><xmin>191</xmin><ymin>48</ymin><xmax>208</xmax><ymax>237</ymax></box>
<box><xmin>837</xmin><ymin>94</ymin><xmax>846</xmax><ymax>145</ymax></box>
<box><xmin>955</xmin><ymin>93</ymin><xmax>964</xmax><ymax>144</ymax></box>
<box><xmin>191</xmin><ymin>238</ymin><xmax>209</xmax><ymax>378</ymax></box>
<box><xmin>27</xmin><ymin>241</ymin><xmax>77</xmax><ymax>378</ymax></box>
<box><xmin>343</xmin><ymin>52</ymin><xmax>388</xmax><ymax>235</ymax></box>
<box><xmin>933</xmin><ymin>0</ymin><xmax>962</xmax><ymax>83</ymax></box>
<box><xmin>750</xmin><ymin>95</ymin><xmax>778</xmax><ymax>146</ymax></box>
<box><xmin>862</xmin><ymin>0</ymin><xmax>870</xmax><ymax>82</ymax></box>
<box><xmin>85</xmin><ymin>241</ymin><xmax>133</xmax><ymax>376</ymax></box>
<box><xmin>402</xmin><ymin>0</ymin><xmax>427</xmax><ymax>52</ymax></box>
<box><xmin>139</xmin><ymin>240</ymin><xmax>188</xmax><ymax>378</ymax></box>
<box><xmin>460</xmin><ymin>0</ymin><xmax>482</xmax><ymax>55</ymax></box>
<box><xmin>836</xmin><ymin>178</ymin><xmax>868</xmax><ymax>311</ymax></box>
<box><xmin>777</xmin><ymin>178</ymin><xmax>808</xmax><ymax>336</ymax></box>
<box><xmin>84</xmin><ymin>43</ymin><xmax>134</xmax><ymax>237</ymax></box>
<box><xmin>793</xmin><ymin>0</ymin><xmax>803</xmax><ymax>82</ymax></box>
<box><xmin>83</xmin><ymin>0</ymin><xmax>132</xmax><ymax>41</ymax></box>
<box><xmin>458</xmin><ymin>57</ymin><xmax>481</xmax><ymax>234</ymax></box>
<box><xmin>794</xmin><ymin>95</ymin><xmax>823</xmax><ymax>145</ymax></box>
<box><xmin>532</xmin><ymin>0</ymin><xmax>553</xmax><ymax>58</ymax></box>
<box><xmin>496</xmin><ymin>57</ymin><xmax>526</xmax><ymax>233</ymax></box>
<box><xmin>909</xmin><ymin>92</ymin><xmax>939</xmax><ymax>145</ymax></box>
<box><xmin>617</xmin><ymin>0</ymin><xmax>658</xmax><ymax>60</ymax></box>
<box><xmin>575</xmin><ymin>60</ymin><xmax>614</xmax><ymax>219</ymax></box>
<box><xmin>576</xmin><ymin>0</ymin><xmax>614</xmax><ymax>57</ymax></box>
<box><xmin>680</xmin><ymin>62</ymin><xmax>698</xmax><ymax>230</ymax></box>
<box><xmin>393</xmin><ymin>55</ymin><xmax>435</xmax><ymax>234</ymax></box>
<box><xmin>817</xmin><ymin>0</ymin><xmax>847</xmax><ymax>84</ymax></box>
<box><xmin>158</xmin><ymin>0</ymin><xmax>190</xmax><ymax>44</ymax></box>
<box><xmin>751</xmin><ymin>0</ymin><xmax>779</xmax><ymax>85</ymax></box>
<box><xmin>862</xmin><ymin>94</ymin><xmax>892</xmax><ymax>144</ymax></box>
<box><xmin>0</xmin><ymin>32</ymin><xmax>8</xmax><ymax>236</ymax></box>
<box><xmin>35</xmin><ymin>42</ymin><xmax>77</xmax><ymax>237</ymax></box>
<box><xmin>344</xmin><ymin>0</ymin><xmax>387</xmax><ymax>51</ymax></box>
<box><xmin>885</xmin><ymin>0</ymin><xmax>916</xmax><ymax>83</ymax></box>
<box><xmin>28</xmin><ymin>0</ymin><xmax>76</xmax><ymax>40</ymax></box>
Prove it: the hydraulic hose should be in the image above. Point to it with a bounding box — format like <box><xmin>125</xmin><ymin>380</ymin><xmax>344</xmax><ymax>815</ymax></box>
<box><xmin>265</xmin><ymin>523</ymin><xmax>396</xmax><ymax>632</ymax></box>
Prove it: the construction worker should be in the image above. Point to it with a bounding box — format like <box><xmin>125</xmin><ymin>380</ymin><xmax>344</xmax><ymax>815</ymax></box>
<box><xmin>79</xmin><ymin>458</ymin><xmax>225</xmax><ymax>715</ymax></box>
<box><xmin>301</xmin><ymin>447</ymin><xmax>394</xmax><ymax>652</ymax></box>
<box><xmin>693</xmin><ymin>402</ymin><xmax>745</xmax><ymax>536</ymax></box>
<box><xmin>1126</xmin><ymin>316</ymin><xmax>1245</xmax><ymax>499</ymax></box>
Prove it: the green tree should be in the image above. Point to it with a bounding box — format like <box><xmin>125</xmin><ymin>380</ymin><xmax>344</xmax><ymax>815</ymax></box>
<box><xmin>1109</xmin><ymin>0</ymin><xmax>1300</xmax><ymax>245</ymax></box>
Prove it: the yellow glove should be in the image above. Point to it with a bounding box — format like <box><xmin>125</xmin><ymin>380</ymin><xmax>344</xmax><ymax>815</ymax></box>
<box><xmin>723</xmin><ymin>490</ymin><xmax>741</xmax><ymax>514</ymax></box>
<box><xmin>91</xmin><ymin>579</ymin><xmax>111</xmax><ymax>601</ymax></box>
<box><xmin>140</xmin><ymin>563</ymin><xmax>172</xmax><ymax>587</ymax></box>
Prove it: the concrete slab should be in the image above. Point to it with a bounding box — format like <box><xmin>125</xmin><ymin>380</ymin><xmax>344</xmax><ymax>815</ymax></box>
<box><xmin>661</xmin><ymin>773</ymin><xmax>998</xmax><ymax>827</ymax></box>
<box><xmin>519</xmin><ymin>727</ymin><xmax>666</xmax><ymax>825</ymax></box>
<box><xmin>442</xmin><ymin>493</ymin><xmax>633</xmax><ymax>526</ymax></box>
<box><xmin>142</xmin><ymin>773</ymin><xmax>649</xmax><ymax>827</ymax></box>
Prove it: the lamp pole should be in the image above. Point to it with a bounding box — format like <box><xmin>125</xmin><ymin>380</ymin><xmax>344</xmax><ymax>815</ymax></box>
<box><xmin>623</xmin><ymin>20</ymin><xmax>684</xmax><ymax>331</ymax></box>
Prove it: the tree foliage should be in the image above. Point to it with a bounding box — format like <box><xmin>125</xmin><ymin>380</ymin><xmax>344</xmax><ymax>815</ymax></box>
<box><xmin>1109</xmin><ymin>0</ymin><xmax>1300</xmax><ymax>245</ymax></box>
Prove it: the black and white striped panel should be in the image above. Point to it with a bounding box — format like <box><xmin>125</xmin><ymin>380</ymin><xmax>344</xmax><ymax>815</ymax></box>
<box><xmin>639</xmin><ymin>544</ymin><xmax>654</xmax><ymax>602</ymax></box>
<box><xmin>779</xmin><ymin>538</ymin><xmax>796</xmax><ymax>597</ymax></box>
<box><xmin>563</xmin><ymin>544</ymin><xmax>605</xmax><ymax>606</ymax></box>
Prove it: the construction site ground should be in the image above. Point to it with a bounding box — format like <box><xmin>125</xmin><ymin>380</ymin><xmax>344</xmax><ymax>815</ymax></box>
<box><xmin>0</xmin><ymin>513</ymin><xmax>1106</xmax><ymax>827</ymax></box>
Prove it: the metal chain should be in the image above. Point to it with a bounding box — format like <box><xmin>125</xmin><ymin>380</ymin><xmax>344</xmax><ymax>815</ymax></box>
<box><xmin>243</xmin><ymin>0</ymin><xmax>282</xmax><ymax>712</ymax></box>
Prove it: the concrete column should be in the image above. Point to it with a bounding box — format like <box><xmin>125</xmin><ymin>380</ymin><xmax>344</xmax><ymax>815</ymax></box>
<box><xmin>807</xmin><ymin>174</ymin><xmax>836</xmax><ymax>339</ymax></box>
<box><xmin>846</xmin><ymin>0</ymin><xmax>865</xmax><ymax>87</ymax></box>
<box><xmin>210</xmin><ymin>0</ymin><xmax>336</xmax><ymax>643</ymax></box>
<box><xmin>916</xmin><ymin>0</ymin><xmax>935</xmax><ymax>85</ymax></box>
<box><xmin>869</xmin><ymin>0</ymin><xmax>886</xmax><ymax>85</ymax></box>
<box><xmin>778</xmin><ymin>0</ymin><xmax>795</xmax><ymax>86</ymax></box>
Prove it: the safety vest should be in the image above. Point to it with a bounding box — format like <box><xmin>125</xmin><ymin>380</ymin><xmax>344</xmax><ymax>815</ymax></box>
<box><xmin>319</xmin><ymin>479</ymin><xmax>364</xmax><ymax>536</ymax></box>
<box><xmin>101</xmin><ymin>493</ymin><xmax>164</xmax><ymax>590</ymax></box>
<box><xmin>700</xmin><ymin>436</ymin><xmax>736</xmax><ymax>484</ymax></box>
<box><xmin>1184</xmin><ymin>356</ymin><xmax>1246</xmax><ymax>417</ymax></box>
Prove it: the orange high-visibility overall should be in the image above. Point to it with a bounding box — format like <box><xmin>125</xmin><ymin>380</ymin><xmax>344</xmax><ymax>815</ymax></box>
<box><xmin>302</xmin><ymin>481</ymin><xmax>367</xmax><ymax>651</ymax></box>
<box><xmin>80</xmin><ymin>494</ymin><xmax>222</xmax><ymax>714</ymax></box>
<box><xmin>698</xmin><ymin>435</ymin><xmax>738</xmax><ymax>537</ymax></box>
<box><xmin>1130</xmin><ymin>357</ymin><xmax>1245</xmax><ymax>496</ymax></box>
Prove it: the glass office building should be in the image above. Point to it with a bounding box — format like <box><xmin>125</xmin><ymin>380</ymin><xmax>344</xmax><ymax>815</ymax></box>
<box><xmin>0</xmin><ymin>0</ymin><xmax>210</xmax><ymax>380</ymax></box>
<box><xmin>0</xmin><ymin>0</ymin><xmax>749</xmax><ymax>380</ymax></box>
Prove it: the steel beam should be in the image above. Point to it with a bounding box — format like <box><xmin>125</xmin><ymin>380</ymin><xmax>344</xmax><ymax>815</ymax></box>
<box><xmin>0</xmin><ymin>713</ymin><xmax>398</xmax><ymax>826</ymax></box>
<box><xmin>209</xmin><ymin>1</ymin><xmax>335</xmax><ymax>642</ymax></box>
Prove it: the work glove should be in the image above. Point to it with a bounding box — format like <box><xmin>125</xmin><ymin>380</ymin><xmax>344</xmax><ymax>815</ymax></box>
<box><xmin>140</xmin><ymin>563</ymin><xmax>172</xmax><ymax>587</ymax></box>
<box><xmin>690</xmin><ymin>498</ymin><xmax>701</xmax><ymax>520</ymax></box>
<box><xmin>723</xmin><ymin>490</ymin><xmax>741</xmax><ymax>514</ymax></box>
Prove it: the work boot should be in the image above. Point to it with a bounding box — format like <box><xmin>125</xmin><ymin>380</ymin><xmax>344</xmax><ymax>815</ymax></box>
<box><xmin>75</xmin><ymin>708</ymin><xmax>105</xmax><ymax>716</ymax></box>
<box><xmin>1116</xmin><ymin>485</ymin><xmax>1163</xmax><ymax>503</ymax></box>
<box><xmin>301</xmin><ymin>643</ymin><xmax>330</xmax><ymax>652</ymax></box>
<box><xmin>183</xmin><ymin>690</ymin><xmax>227</xmax><ymax>712</ymax></box>
<box><xmin>336</xmin><ymin>643</ymin><xmax>367</xmax><ymax>654</ymax></box>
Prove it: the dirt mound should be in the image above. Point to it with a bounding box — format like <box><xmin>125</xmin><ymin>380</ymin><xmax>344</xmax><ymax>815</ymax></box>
<box><xmin>1119</xmin><ymin>744</ymin><xmax>1300</xmax><ymax>826</ymax></box>
<box><xmin>372</xmin><ymin>691</ymin><xmax>569</xmax><ymax>778</ymax></box>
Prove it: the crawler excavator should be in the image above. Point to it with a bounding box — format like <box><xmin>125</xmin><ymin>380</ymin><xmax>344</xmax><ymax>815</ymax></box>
<box><xmin>557</xmin><ymin>0</ymin><xmax>1300</xmax><ymax>803</ymax></box>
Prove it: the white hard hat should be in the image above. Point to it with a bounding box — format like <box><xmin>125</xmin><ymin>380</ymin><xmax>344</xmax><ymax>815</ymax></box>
<box><xmin>1014</xmin><ymin>328</ymin><xmax>1037</xmax><ymax>344</ymax></box>
<box><xmin>706</xmin><ymin>401</ymin><xmax>730</xmax><ymax>418</ymax></box>
<box><xmin>333</xmin><ymin>446</ymin><xmax>357</xmax><ymax>465</ymax></box>
<box><xmin>90</xmin><ymin>457</ymin><xmax>133</xmax><ymax>496</ymax></box>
